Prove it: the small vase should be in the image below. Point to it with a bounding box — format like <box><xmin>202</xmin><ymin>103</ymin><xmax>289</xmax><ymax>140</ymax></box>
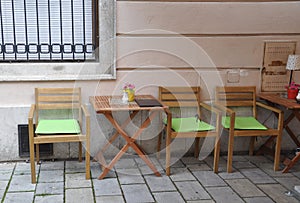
<box><xmin>287</xmin><ymin>89</ymin><xmax>298</xmax><ymax>99</ymax></box>
<box><xmin>126</xmin><ymin>90</ymin><xmax>135</xmax><ymax>102</ymax></box>
<box><xmin>122</xmin><ymin>91</ymin><xmax>128</xmax><ymax>103</ymax></box>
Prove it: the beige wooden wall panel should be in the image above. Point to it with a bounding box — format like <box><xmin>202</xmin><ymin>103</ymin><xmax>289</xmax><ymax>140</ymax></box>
<box><xmin>117</xmin><ymin>2</ymin><xmax>300</xmax><ymax>34</ymax></box>
<box><xmin>117</xmin><ymin>36</ymin><xmax>300</xmax><ymax>68</ymax></box>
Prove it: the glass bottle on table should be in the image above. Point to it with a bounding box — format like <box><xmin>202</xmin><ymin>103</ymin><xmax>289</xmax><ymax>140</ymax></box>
<box><xmin>296</xmin><ymin>89</ymin><xmax>300</xmax><ymax>104</ymax></box>
<box><xmin>122</xmin><ymin>91</ymin><xmax>128</xmax><ymax>104</ymax></box>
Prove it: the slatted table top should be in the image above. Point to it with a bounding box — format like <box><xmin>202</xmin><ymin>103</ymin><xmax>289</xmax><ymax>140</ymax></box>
<box><xmin>258</xmin><ymin>93</ymin><xmax>300</xmax><ymax>109</ymax></box>
<box><xmin>90</xmin><ymin>95</ymin><xmax>168</xmax><ymax>113</ymax></box>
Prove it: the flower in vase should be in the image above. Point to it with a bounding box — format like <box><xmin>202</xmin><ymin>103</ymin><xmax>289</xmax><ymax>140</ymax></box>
<box><xmin>123</xmin><ymin>83</ymin><xmax>135</xmax><ymax>92</ymax></box>
<box><xmin>285</xmin><ymin>82</ymin><xmax>300</xmax><ymax>90</ymax></box>
<box><xmin>122</xmin><ymin>83</ymin><xmax>135</xmax><ymax>102</ymax></box>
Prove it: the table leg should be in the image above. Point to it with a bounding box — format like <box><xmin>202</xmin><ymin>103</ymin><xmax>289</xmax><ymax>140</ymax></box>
<box><xmin>94</xmin><ymin>111</ymin><xmax>139</xmax><ymax>157</ymax></box>
<box><xmin>98</xmin><ymin>111</ymin><xmax>161</xmax><ymax>179</ymax></box>
<box><xmin>256</xmin><ymin>109</ymin><xmax>300</xmax><ymax>156</ymax></box>
<box><xmin>282</xmin><ymin>152</ymin><xmax>300</xmax><ymax>173</ymax></box>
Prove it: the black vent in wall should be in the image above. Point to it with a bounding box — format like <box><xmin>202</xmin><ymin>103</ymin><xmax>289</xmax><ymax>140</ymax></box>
<box><xmin>18</xmin><ymin>124</ymin><xmax>53</xmax><ymax>157</ymax></box>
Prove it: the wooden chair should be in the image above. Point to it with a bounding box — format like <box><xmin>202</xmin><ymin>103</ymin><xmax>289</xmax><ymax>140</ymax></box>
<box><xmin>28</xmin><ymin>88</ymin><xmax>90</xmax><ymax>183</ymax></box>
<box><xmin>157</xmin><ymin>86</ymin><xmax>221</xmax><ymax>175</ymax></box>
<box><xmin>214</xmin><ymin>86</ymin><xmax>283</xmax><ymax>173</ymax></box>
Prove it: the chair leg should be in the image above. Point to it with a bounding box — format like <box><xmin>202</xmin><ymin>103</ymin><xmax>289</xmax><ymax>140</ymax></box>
<box><xmin>36</xmin><ymin>144</ymin><xmax>40</xmax><ymax>163</ymax></box>
<box><xmin>85</xmin><ymin>143</ymin><xmax>91</xmax><ymax>179</ymax></box>
<box><xmin>79</xmin><ymin>142</ymin><xmax>82</xmax><ymax>162</ymax></box>
<box><xmin>157</xmin><ymin>132</ymin><xmax>162</xmax><ymax>159</ymax></box>
<box><xmin>29</xmin><ymin>128</ymin><xmax>36</xmax><ymax>184</ymax></box>
<box><xmin>166</xmin><ymin>133</ymin><xmax>171</xmax><ymax>176</ymax></box>
<box><xmin>227</xmin><ymin>133</ymin><xmax>234</xmax><ymax>173</ymax></box>
<box><xmin>274</xmin><ymin>135</ymin><xmax>282</xmax><ymax>171</ymax></box>
<box><xmin>249</xmin><ymin>137</ymin><xmax>255</xmax><ymax>156</ymax></box>
<box><xmin>194</xmin><ymin>137</ymin><xmax>200</xmax><ymax>158</ymax></box>
<box><xmin>213</xmin><ymin>136</ymin><xmax>221</xmax><ymax>173</ymax></box>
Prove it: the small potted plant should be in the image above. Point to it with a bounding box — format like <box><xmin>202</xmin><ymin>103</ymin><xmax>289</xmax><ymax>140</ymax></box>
<box><xmin>285</xmin><ymin>82</ymin><xmax>300</xmax><ymax>99</ymax></box>
<box><xmin>123</xmin><ymin>82</ymin><xmax>135</xmax><ymax>102</ymax></box>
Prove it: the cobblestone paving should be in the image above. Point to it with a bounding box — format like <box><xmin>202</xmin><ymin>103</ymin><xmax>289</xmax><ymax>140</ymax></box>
<box><xmin>1</xmin><ymin>155</ymin><xmax>300</xmax><ymax>203</ymax></box>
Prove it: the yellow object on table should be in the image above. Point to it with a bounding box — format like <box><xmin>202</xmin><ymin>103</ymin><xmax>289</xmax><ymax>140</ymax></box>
<box><xmin>126</xmin><ymin>90</ymin><xmax>135</xmax><ymax>102</ymax></box>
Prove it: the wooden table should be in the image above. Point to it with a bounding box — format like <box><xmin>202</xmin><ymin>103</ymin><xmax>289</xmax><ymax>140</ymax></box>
<box><xmin>89</xmin><ymin>95</ymin><xmax>169</xmax><ymax>179</ymax></box>
<box><xmin>257</xmin><ymin>93</ymin><xmax>300</xmax><ymax>172</ymax></box>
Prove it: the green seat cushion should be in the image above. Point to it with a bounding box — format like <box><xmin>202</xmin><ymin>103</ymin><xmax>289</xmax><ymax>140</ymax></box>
<box><xmin>35</xmin><ymin>119</ymin><xmax>81</xmax><ymax>134</ymax></box>
<box><xmin>164</xmin><ymin>117</ymin><xmax>215</xmax><ymax>132</ymax></box>
<box><xmin>222</xmin><ymin>116</ymin><xmax>267</xmax><ymax>130</ymax></box>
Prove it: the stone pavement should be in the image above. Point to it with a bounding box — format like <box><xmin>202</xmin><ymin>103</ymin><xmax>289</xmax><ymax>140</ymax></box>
<box><xmin>1</xmin><ymin>155</ymin><xmax>300</xmax><ymax>203</ymax></box>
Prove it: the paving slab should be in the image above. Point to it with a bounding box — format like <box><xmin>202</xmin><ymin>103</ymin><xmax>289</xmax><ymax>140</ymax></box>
<box><xmin>258</xmin><ymin>184</ymin><xmax>299</xmax><ymax>203</ymax></box>
<box><xmin>40</xmin><ymin>161</ymin><xmax>64</xmax><ymax>171</ymax></box>
<box><xmin>274</xmin><ymin>176</ymin><xmax>300</xmax><ymax>191</ymax></box>
<box><xmin>187</xmin><ymin>163</ymin><xmax>212</xmax><ymax>172</ymax></box>
<box><xmin>122</xmin><ymin>184</ymin><xmax>154</xmax><ymax>203</ymax></box>
<box><xmin>193</xmin><ymin>171</ymin><xmax>227</xmax><ymax>187</ymax></box>
<box><xmin>206</xmin><ymin>187</ymin><xmax>244</xmax><ymax>203</ymax></box>
<box><xmin>115</xmin><ymin>158</ymin><xmax>137</xmax><ymax>169</ymax></box>
<box><xmin>95</xmin><ymin>195</ymin><xmax>125</xmax><ymax>203</ymax></box>
<box><xmin>218</xmin><ymin>171</ymin><xmax>245</xmax><ymax>180</ymax></box>
<box><xmin>38</xmin><ymin>170</ymin><xmax>64</xmax><ymax>183</ymax></box>
<box><xmin>65</xmin><ymin>188</ymin><xmax>94</xmax><ymax>203</ymax></box>
<box><xmin>159</xmin><ymin>157</ymin><xmax>185</xmax><ymax>168</ymax></box>
<box><xmin>93</xmin><ymin>178</ymin><xmax>122</xmax><ymax>196</ymax></box>
<box><xmin>14</xmin><ymin>162</ymin><xmax>33</xmax><ymax>172</ymax></box>
<box><xmin>14</xmin><ymin>162</ymin><xmax>39</xmax><ymax>175</ymax></box>
<box><xmin>240</xmin><ymin>168</ymin><xmax>276</xmax><ymax>184</ymax></box>
<box><xmin>257</xmin><ymin>163</ymin><xmax>293</xmax><ymax>178</ymax></box>
<box><xmin>186</xmin><ymin>200</ymin><xmax>215</xmax><ymax>203</ymax></box>
<box><xmin>35</xmin><ymin>182</ymin><xmax>64</xmax><ymax>195</ymax></box>
<box><xmin>232</xmin><ymin>161</ymin><xmax>256</xmax><ymax>169</ymax></box>
<box><xmin>34</xmin><ymin>194</ymin><xmax>64</xmax><ymax>203</ymax></box>
<box><xmin>226</xmin><ymin>179</ymin><xmax>265</xmax><ymax>197</ymax></box>
<box><xmin>245</xmin><ymin>155</ymin><xmax>273</xmax><ymax>164</ymax></box>
<box><xmin>8</xmin><ymin>174</ymin><xmax>36</xmax><ymax>192</ymax></box>
<box><xmin>170</xmin><ymin>167</ymin><xmax>196</xmax><ymax>181</ymax></box>
<box><xmin>144</xmin><ymin>175</ymin><xmax>176</xmax><ymax>192</ymax></box>
<box><xmin>153</xmin><ymin>191</ymin><xmax>185</xmax><ymax>203</ymax></box>
<box><xmin>0</xmin><ymin>171</ymin><xmax>12</xmax><ymax>181</ymax></box>
<box><xmin>135</xmin><ymin>157</ymin><xmax>164</xmax><ymax>175</ymax></box>
<box><xmin>4</xmin><ymin>192</ymin><xmax>34</xmax><ymax>203</ymax></box>
<box><xmin>0</xmin><ymin>163</ymin><xmax>15</xmax><ymax>172</ymax></box>
<box><xmin>65</xmin><ymin>161</ymin><xmax>86</xmax><ymax>173</ymax></box>
<box><xmin>244</xmin><ymin>196</ymin><xmax>274</xmax><ymax>203</ymax></box>
<box><xmin>0</xmin><ymin>180</ymin><xmax>9</xmax><ymax>191</ymax></box>
<box><xmin>91</xmin><ymin>163</ymin><xmax>117</xmax><ymax>179</ymax></box>
<box><xmin>181</xmin><ymin>157</ymin><xmax>205</xmax><ymax>165</ymax></box>
<box><xmin>117</xmin><ymin>168</ymin><xmax>145</xmax><ymax>185</ymax></box>
<box><xmin>223</xmin><ymin>155</ymin><xmax>249</xmax><ymax>162</ymax></box>
<box><xmin>65</xmin><ymin>173</ymin><xmax>92</xmax><ymax>188</ymax></box>
<box><xmin>0</xmin><ymin>190</ymin><xmax>5</xmax><ymax>201</ymax></box>
<box><xmin>174</xmin><ymin>181</ymin><xmax>211</xmax><ymax>201</ymax></box>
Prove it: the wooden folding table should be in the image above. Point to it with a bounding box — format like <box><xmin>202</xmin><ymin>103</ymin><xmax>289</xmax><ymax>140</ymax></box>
<box><xmin>257</xmin><ymin>93</ymin><xmax>300</xmax><ymax>172</ymax></box>
<box><xmin>89</xmin><ymin>95</ymin><xmax>169</xmax><ymax>179</ymax></box>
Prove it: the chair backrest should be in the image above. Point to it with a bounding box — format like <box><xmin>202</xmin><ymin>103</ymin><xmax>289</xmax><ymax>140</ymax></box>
<box><xmin>35</xmin><ymin>87</ymin><xmax>82</xmax><ymax>124</ymax></box>
<box><xmin>159</xmin><ymin>86</ymin><xmax>200</xmax><ymax>117</ymax></box>
<box><xmin>215</xmin><ymin>86</ymin><xmax>256</xmax><ymax>117</ymax></box>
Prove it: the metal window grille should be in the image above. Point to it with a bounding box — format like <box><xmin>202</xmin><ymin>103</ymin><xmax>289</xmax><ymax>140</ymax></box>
<box><xmin>0</xmin><ymin>0</ymin><xmax>98</xmax><ymax>62</ymax></box>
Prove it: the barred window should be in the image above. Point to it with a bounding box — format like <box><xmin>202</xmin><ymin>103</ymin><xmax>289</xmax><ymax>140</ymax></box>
<box><xmin>0</xmin><ymin>0</ymin><xmax>98</xmax><ymax>62</ymax></box>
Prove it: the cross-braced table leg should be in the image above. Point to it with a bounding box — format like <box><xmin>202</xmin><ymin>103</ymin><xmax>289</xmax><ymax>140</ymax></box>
<box><xmin>98</xmin><ymin>110</ymin><xmax>161</xmax><ymax>179</ymax></box>
<box><xmin>93</xmin><ymin>111</ymin><xmax>139</xmax><ymax>169</ymax></box>
<box><xmin>256</xmin><ymin>109</ymin><xmax>300</xmax><ymax>156</ymax></box>
<box><xmin>282</xmin><ymin>110</ymin><xmax>300</xmax><ymax>173</ymax></box>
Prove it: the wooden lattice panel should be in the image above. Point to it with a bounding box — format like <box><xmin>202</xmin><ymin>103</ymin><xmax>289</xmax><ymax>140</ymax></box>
<box><xmin>261</xmin><ymin>42</ymin><xmax>296</xmax><ymax>92</ymax></box>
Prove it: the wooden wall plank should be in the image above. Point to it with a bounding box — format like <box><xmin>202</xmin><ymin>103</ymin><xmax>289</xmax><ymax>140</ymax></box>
<box><xmin>117</xmin><ymin>36</ymin><xmax>300</xmax><ymax>68</ymax></box>
<box><xmin>117</xmin><ymin>2</ymin><xmax>300</xmax><ymax>34</ymax></box>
